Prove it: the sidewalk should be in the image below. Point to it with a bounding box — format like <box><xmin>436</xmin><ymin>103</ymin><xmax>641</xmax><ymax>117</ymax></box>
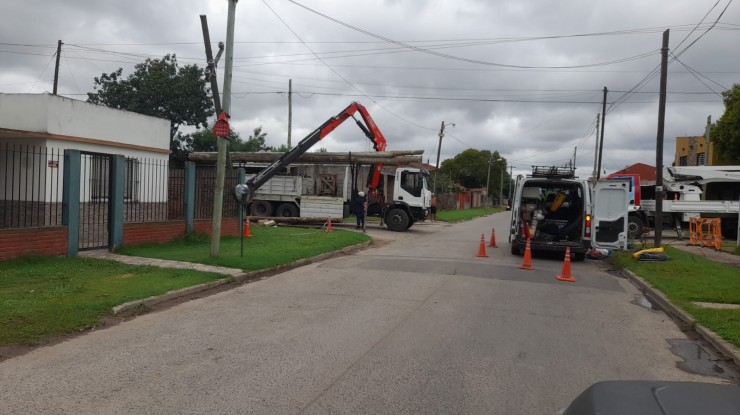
<box><xmin>79</xmin><ymin>250</ymin><xmax>245</xmax><ymax>277</ymax></box>
<box><xmin>663</xmin><ymin>241</ymin><xmax>740</xmax><ymax>267</ymax></box>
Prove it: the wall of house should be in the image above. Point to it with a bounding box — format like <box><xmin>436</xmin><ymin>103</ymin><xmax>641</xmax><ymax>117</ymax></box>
<box><xmin>0</xmin><ymin>94</ymin><xmax>170</xmax><ymax>150</ymax></box>
<box><xmin>0</xmin><ymin>226</ymin><xmax>67</xmax><ymax>261</ymax></box>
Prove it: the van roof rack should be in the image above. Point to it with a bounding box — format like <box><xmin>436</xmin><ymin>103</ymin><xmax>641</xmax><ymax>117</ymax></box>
<box><xmin>531</xmin><ymin>165</ymin><xmax>576</xmax><ymax>179</ymax></box>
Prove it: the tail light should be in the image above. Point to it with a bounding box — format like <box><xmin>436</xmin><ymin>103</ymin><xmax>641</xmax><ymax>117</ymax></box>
<box><xmin>585</xmin><ymin>214</ymin><xmax>592</xmax><ymax>238</ymax></box>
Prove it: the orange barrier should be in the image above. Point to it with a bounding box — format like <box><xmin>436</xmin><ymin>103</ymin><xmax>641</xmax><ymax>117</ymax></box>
<box><xmin>519</xmin><ymin>238</ymin><xmax>534</xmax><ymax>270</ymax></box>
<box><xmin>689</xmin><ymin>217</ymin><xmax>722</xmax><ymax>251</ymax></box>
<box><xmin>243</xmin><ymin>217</ymin><xmax>252</xmax><ymax>238</ymax></box>
<box><xmin>488</xmin><ymin>227</ymin><xmax>498</xmax><ymax>248</ymax></box>
<box><xmin>556</xmin><ymin>247</ymin><xmax>576</xmax><ymax>282</ymax></box>
<box><xmin>476</xmin><ymin>233</ymin><xmax>489</xmax><ymax>257</ymax></box>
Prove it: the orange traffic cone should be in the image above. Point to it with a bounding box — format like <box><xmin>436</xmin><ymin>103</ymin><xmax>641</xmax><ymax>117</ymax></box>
<box><xmin>488</xmin><ymin>227</ymin><xmax>498</xmax><ymax>248</ymax></box>
<box><xmin>556</xmin><ymin>247</ymin><xmax>576</xmax><ymax>282</ymax></box>
<box><xmin>476</xmin><ymin>233</ymin><xmax>489</xmax><ymax>257</ymax></box>
<box><xmin>243</xmin><ymin>217</ymin><xmax>252</xmax><ymax>238</ymax></box>
<box><xmin>519</xmin><ymin>238</ymin><xmax>534</xmax><ymax>270</ymax></box>
<box><xmin>326</xmin><ymin>217</ymin><xmax>333</xmax><ymax>233</ymax></box>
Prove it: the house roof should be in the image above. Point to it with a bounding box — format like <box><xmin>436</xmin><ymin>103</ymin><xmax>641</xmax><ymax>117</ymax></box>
<box><xmin>612</xmin><ymin>163</ymin><xmax>656</xmax><ymax>181</ymax></box>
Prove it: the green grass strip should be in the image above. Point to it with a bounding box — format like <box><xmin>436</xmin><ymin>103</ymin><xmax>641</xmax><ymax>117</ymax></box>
<box><xmin>0</xmin><ymin>256</ymin><xmax>225</xmax><ymax>346</ymax></box>
<box><xmin>437</xmin><ymin>207</ymin><xmax>504</xmax><ymax>222</ymax></box>
<box><xmin>612</xmin><ymin>246</ymin><xmax>740</xmax><ymax>347</ymax></box>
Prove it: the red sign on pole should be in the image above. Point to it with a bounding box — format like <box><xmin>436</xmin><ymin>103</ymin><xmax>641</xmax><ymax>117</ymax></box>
<box><xmin>214</xmin><ymin>111</ymin><xmax>230</xmax><ymax>138</ymax></box>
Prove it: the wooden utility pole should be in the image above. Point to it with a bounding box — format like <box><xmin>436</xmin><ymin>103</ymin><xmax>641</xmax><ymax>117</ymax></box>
<box><xmin>288</xmin><ymin>79</ymin><xmax>293</xmax><ymax>149</ymax></box>
<box><xmin>596</xmin><ymin>88</ymin><xmax>607</xmax><ymax>179</ymax></box>
<box><xmin>210</xmin><ymin>0</ymin><xmax>238</xmax><ymax>257</ymax></box>
<box><xmin>654</xmin><ymin>29</ymin><xmax>670</xmax><ymax>248</ymax></box>
<box><xmin>52</xmin><ymin>40</ymin><xmax>62</xmax><ymax>95</ymax></box>
<box><xmin>592</xmin><ymin>114</ymin><xmax>600</xmax><ymax>181</ymax></box>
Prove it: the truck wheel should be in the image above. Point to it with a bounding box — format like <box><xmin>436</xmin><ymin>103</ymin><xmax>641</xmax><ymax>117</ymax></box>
<box><xmin>627</xmin><ymin>215</ymin><xmax>644</xmax><ymax>240</ymax></box>
<box><xmin>386</xmin><ymin>208</ymin><xmax>409</xmax><ymax>232</ymax></box>
<box><xmin>275</xmin><ymin>203</ymin><xmax>299</xmax><ymax>217</ymax></box>
<box><xmin>251</xmin><ymin>200</ymin><xmax>273</xmax><ymax>217</ymax></box>
<box><xmin>406</xmin><ymin>218</ymin><xmax>415</xmax><ymax>229</ymax></box>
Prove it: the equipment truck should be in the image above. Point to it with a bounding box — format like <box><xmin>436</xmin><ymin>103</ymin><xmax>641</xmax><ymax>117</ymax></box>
<box><xmin>609</xmin><ymin>166</ymin><xmax>740</xmax><ymax>239</ymax></box>
<box><xmin>234</xmin><ymin>102</ymin><xmax>431</xmax><ymax>232</ymax></box>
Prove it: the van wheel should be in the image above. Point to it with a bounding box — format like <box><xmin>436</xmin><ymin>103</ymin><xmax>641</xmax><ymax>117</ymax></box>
<box><xmin>511</xmin><ymin>244</ymin><xmax>520</xmax><ymax>255</ymax></box>
<box><xmin>386</xmin><ymin>208</ymin><xmax>409</xmax><ymax>232</ymax></box>
<box><xmin>275</xmin><ymin>203</ymin><xmax>299</xmax><ymax>217</ymax></box>
<box><xmin>573</xmin><ymin>252</ymin><xmax>586</xmax><ymax>262</ymax></box>
<box><xmin>251</xmin><ymin>200</ymin><xmax>273</xmax><ymax>217</ymax></box>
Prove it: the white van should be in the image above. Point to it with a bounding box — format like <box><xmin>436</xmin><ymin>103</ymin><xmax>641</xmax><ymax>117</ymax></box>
<box><xmin>508</xmin><ymin>166</ymin><xmax>630</xmax><ymax>261</ymax></box>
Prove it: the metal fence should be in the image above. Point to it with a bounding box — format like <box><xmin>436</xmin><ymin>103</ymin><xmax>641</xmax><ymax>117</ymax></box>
<box><xmin>0</xmin><ymin>144</ymin><xmax>63</xmax><ymax>228</ymax></box>
<box><xmin>123</xmin><ymin>156</ymin><xmax>176</xmax><ymax>223</ymax></box>
<box><xmin>194</xmin><ymin>165</ymin><xmax>240</xmax><ymax>219</ymax></box>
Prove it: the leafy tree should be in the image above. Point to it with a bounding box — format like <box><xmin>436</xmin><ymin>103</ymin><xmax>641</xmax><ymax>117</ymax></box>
<box><xmin>437</xmin><ymin>149</ymin><xmax>510</xmax><ymax>199</ymax></box>
<box><xmin>87</xmin><ymin>54</ymin><xmax>213</xmax><ymax>158</ymax></box>
<box><xmin>272</xmin><ymin>143</ymin><xmax>290</xmax><ymax>153</ymax></box>
<box><xmin>710</xmin><ymin>83</ymin><xmax>740</xmax><ymax>164</ymax></box>
<box><xmin>187</xmin><ymin>125</ymin><xmax>272</xmax><ymax>152</ymax></box>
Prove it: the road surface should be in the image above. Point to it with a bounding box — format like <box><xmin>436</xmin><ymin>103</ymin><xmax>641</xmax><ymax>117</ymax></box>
<box><xmin>0</xmin><ymin>212</ymin><xmax>730</xmax><ymax>414</ymax></box>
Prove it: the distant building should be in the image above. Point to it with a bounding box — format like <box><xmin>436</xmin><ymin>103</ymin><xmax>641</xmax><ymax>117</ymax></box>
<box><xmin>612</xmin><ymin>163</ymin><xmax>656</xmax><ymax>182</ymax></box>
<box><xmin>674</xmin><ymin>135</ymin><xmax>716</xmax><ymax>166</ymax></box>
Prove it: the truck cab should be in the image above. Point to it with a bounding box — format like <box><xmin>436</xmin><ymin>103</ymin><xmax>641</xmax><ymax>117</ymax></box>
<box><xmin>383</xmin><ymin>168</ymin><xmax>430</xmax><ymax>231</ymax></box>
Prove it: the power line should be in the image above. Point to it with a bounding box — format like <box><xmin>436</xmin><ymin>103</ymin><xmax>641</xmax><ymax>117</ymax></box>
<box><xmin>287</xmin><ymin>0</ymin><xmax>659</xmax><ymax>70</ymax></box>
<box><xmin>261</xmin><ymin>0</ymin><xmax>436</xmax><ymax>132</ymax></box>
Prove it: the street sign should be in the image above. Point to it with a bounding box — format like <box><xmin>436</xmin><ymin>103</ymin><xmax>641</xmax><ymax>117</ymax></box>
<box><xmin>214</xmin><ymin>111</ymin><xmax>230</xmax><ymax>138</ymax></box>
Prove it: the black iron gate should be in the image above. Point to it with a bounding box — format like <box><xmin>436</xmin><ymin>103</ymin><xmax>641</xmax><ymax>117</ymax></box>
<box><xmin>79</xmin><ymin>151</ymin><xmax>112</xmax><ymax>250</ymax></box>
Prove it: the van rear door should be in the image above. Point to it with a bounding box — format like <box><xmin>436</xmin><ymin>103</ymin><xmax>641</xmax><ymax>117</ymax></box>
<box><xmin>508</xmin><ymin>175</ymin><xmax>525</xmax><ymax>243</ymax></box>
<box><xmin>591</xmin><ymin>179</ymin><xmax>630</xmax><ymax>250</ymax></box>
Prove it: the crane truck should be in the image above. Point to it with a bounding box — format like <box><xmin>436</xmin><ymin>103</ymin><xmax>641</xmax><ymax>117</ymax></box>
<box><xmin>233</xmin><ymin>102</ymin><xmax>431</xmax><ymax>231</ymax></box>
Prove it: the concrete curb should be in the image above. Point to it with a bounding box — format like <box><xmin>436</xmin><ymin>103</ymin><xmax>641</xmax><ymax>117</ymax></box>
<box><xmin>619</xmin><ymin>267</ymin><xmax>740</xmax><ymax>368</ymax></box>
<box><xmin>111</xmin><ymin>239</ymin><xmax>372</xmax><ymax>315</ymax></box>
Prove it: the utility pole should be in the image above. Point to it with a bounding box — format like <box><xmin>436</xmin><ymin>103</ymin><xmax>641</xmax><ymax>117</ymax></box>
<box><xmin>435</xmin><ymin>121</ymin><xmax>446</xmax><ymax>170</ymax></box>
<box><xmin>704</xmin><ymin>115</ymin><xmax>711</xmax><ymax>166</ymax></box>
<box><xmin>210</xmin><ymin>0</ymin><xmax>238</xmax><ymax>257</ymax></box>
<box><xmin>287</xmin><ymin>79</ymin><xmax>293</xmax><ymax>149</ymax></box>
<box><xmin>572</xmin><ymin>146</ymin><xmax>577</xmax><ymax>174</ymax></box>
<box><xmin>592</xmin><ymin>114</ymin><xmax>600</xmax><ymax>181</ymax></box>
<box><xmin>499</xmin><ymin>161</ymin><xmax>504</xmax><ymax>206</ymax></box>
<box><xmin>654</xmin><ymin>29</ymin><xmax>670</xmax><ymax>248</ymax></box>
<box><xmin>486</xmin><ymin>155</ymin><xmax>492</xmax><ymax>205</ymax></box>
<box><xmin>597</xmin><ymin>87</ymin><xmax>608</xmax><ymax>179</ymax></box>
<box><xmin>508</xmin><ymin>165</ymin><xmax>515</xmax><ymax>202</ymax></box>
<box><xmin>53</xmin><ymin>40</ymin><xmax>62</xmax><ymax>95</ymax></box>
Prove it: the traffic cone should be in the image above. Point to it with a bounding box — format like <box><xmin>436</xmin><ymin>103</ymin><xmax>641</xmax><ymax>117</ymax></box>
<box><xmin>326</xmin><ymin>217</ymin><xmax>333</xmax><ymax>233</ymax></box>
<box><xmin>243</xmin><ymin>217</ymin><xmax>252</xmax><ymax>238</ymax></box>
<box><xmin>556</xmin><ymin>247</ymin><xmax>576</xmax><ymax>282</ymax></box>
<box><xmin>488</xmin><ymin>227</ymin><xmax>498</xmax><ymax>248</ymax></box>
<box><xmin>475</xmin><ymin>233</ymin><xmax>489</xmax><ymax>257</ymax></box>
<box><xmin>519</xmin><ymin>238</ymin><xmax>535</xmax><ymax>270</ymax></box>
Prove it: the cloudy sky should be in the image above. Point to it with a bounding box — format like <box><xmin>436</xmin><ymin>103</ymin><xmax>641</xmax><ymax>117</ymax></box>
<box><xmin>1</xmin><ymin>0</ymin><xmax>738</xmax><ymax>176</ymax></box>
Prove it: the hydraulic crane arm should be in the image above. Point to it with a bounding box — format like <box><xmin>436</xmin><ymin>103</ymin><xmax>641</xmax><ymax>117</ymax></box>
<box><xmin>241</xmin><ymin>102</ymin><xmax>387</xmax><ymax>203</ymax></box>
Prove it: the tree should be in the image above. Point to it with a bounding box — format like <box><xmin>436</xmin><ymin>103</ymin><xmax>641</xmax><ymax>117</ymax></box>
<box><xmin>87</xmin><ymin>54</ymin><xmax>213</xmax><ymax>158</ymax></box>
<box><xmin>437</xmin><ymin>149</ymin><xmax>509</xmax><ymax>198</ymax></box>
<box><xmin>710</xmin><ymin>83</ymin><xmax>740</xmax><ymax>164</ymax></box>
<box><xmin>187</xmin><ymin>125</ymin><xmax>272</xmax><ymax>152</ymax></box>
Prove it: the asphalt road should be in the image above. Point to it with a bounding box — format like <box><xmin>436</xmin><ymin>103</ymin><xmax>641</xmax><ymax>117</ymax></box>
<box><xmin>0</xmin><ymin>212</ymin><xmax>728</xmax><ymax>414</ymax></box>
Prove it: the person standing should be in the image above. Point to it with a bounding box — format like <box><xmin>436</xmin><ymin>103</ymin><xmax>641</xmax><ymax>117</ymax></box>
<box><xmin>353</xmin><ymin>191</ymin><xmax>368</xmax><ymax>229</ymax></box>
<box><xmin>430</xmin><ymin>194</ymin><xmax>438</xmax><ymax>222</ymax></box>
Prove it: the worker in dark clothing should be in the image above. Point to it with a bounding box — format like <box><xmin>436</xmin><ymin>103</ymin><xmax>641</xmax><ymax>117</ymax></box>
<box><xmin>353</xmin><ymin>191</ymin><xmax>368</xmax><ymax>229</ymax></box>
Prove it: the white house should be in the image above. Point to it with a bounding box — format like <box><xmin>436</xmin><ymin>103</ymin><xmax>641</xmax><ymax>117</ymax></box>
<box><xmin>0</xmin><ymin>93</ymin><xmax>171</xmax><ymax>212</ymax></box>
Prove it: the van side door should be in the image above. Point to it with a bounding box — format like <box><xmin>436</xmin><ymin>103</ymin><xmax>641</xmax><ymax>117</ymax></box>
<box><xmin>591</xmin><ymin>179</ymin><xmax>630</xmax><ymax>250</ymax></box>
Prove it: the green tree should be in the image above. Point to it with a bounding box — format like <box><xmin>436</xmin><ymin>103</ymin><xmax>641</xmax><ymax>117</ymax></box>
<box><xmin>711</xmin><ymin>83</ymin><xmax>740</xmax><ymax>164</ymax></box>
<box><xmin>187</xmin><ymin>125</ymin><xmax>271</xmax><ymax>152</ymax></box>
<box><xmin>87</xmin><ymin>54</ymin><xmax>213</xmax><ymax>158</ymax></box>
<box><xmin>438</xmin><ymin>149</ymin><xmax>509</xmax><ymax>198</ymax></box>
